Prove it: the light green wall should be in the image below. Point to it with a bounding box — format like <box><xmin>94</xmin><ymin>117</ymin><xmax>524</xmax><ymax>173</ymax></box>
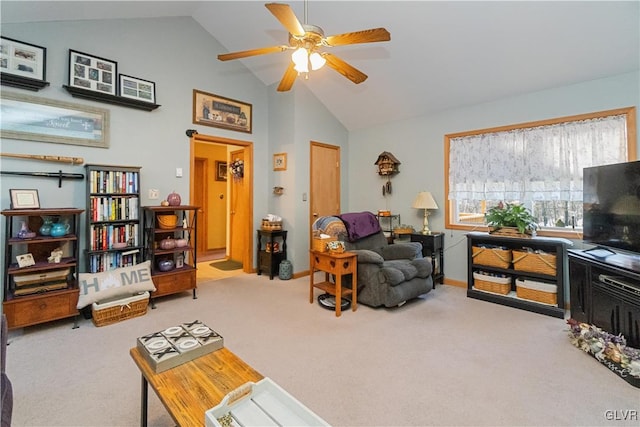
<box><xmin>347</xmin><ymin>71</ymin><xmax>640</xmax><ymax>285</ymax></box>
<box><xmin>0</xmin><ymin>16</ymin><xmax>346</xmax><ymax>275</ymax></box>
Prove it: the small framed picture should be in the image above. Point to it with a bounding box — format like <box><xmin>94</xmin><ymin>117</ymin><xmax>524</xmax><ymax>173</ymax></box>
<box><xmin>9</xmin><ymin>189</ymin><xmax>40</xmax><ymax>209</ymax></box>
<box><xmin>215</xmin><ymin>161</ymin><xmax>227</xmax><ymax>182</ymax></box>
<box><xmin>176</xmin><ymin>254</ymin><xmax>184</xmax><ymax>268</ymax></box>
<box><xmin>16</xmin><ymin>253</ymin><xmax>36</xmax><ymax>268</ymax></box>
<box><xmin>273</xmin><ymin>153</ymin><xmax>287</xmax><ymax>171</ymax></box>
<box><xmin>0</xmin><ymin>36</ymin><xmax>47</xmax><ymax>81</ymax></box>
<box><xmin>68</xmin><ymin>49</ymin><xmax>117</xmax><ymax>95</ymax></box>
<box><xmin>119</xmin><ymin>74</ymin><xmax>156</xmax><ymax>103</ymax></box>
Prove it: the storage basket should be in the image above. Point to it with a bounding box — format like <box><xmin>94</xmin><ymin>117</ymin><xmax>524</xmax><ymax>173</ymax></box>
<box><xmin>157</xmin><ymin>215</ymin><xmax>178</xmax><ymax>229</ymax></box>
<box><xmin>512</xmin><ymin>249</ymin><xmax>556</xmax><ymax>275</ymax></box>
<box><xmin>261</xmin><ymin>220</ymin><xmax>282</xmax><ymax>230</ymax></box>
<box><xmin>91</xmin><ymin>292</ymin><xmax>149</xmax><ymax>327</ymax></box>
<box><xmin>471</xmin><ymin>246</ymin><xmax>512</xmax><ymax>269</ymax></box>
<box><xmin>312</xmin><ymin>236</ymin><xmax>336</xmax><ymax>253</ymax></box>
<box><xmin>473</xmin><ymin>272</ymin><xmax>511</xmax><ymax>295</ymax></box>
<box><xmin>516</xmin><ymin>278</ymin><xmax>557</xmax><ymax>305</ymax></box>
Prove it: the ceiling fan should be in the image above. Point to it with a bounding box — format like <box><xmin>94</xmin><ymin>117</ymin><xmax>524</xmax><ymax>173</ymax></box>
<box><xmin>217</xmin><ymin>2</ymin><xmax>391</xmax><ymax>92</ymax></box>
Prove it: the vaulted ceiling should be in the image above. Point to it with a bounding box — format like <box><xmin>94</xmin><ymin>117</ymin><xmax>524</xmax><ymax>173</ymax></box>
<box><xmin>2</xmin><ymin>1</ymin><xmax>639</xmax><ymax>131</ymax></box>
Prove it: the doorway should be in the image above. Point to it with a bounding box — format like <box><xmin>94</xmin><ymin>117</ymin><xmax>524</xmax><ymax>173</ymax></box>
<box><xmin>190</xmin><ymin>133</ymin><xmax>254</xmax><ymax>274</ymax></box>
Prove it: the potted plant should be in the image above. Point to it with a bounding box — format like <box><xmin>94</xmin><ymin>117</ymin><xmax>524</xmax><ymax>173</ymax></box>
<box><xmin>485</xmin><ymin>201</ymin><xmax>538</xmax><ymax>236</ymax></box>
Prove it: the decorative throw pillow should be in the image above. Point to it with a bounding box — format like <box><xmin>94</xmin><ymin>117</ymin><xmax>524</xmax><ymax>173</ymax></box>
<box><xmin>77</xmin><ymin>260</ymin><xmax>155</xmax><ymax>309</ymax></box>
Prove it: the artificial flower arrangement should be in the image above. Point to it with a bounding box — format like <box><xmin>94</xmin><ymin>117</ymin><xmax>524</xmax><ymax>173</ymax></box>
<box><xmin>567</xmin><ymin>319</ymin><xmax>640</xmax><ymax>388</ymax></box>
<box><xmin>229</xmin><ymin>159</ymin><xmax>244</xmax><ymax>179</ymax></box>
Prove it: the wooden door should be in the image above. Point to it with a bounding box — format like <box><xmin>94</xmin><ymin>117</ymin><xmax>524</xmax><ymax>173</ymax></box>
<box><xmin>193</xmin><ymin>157</ymin><xmax>208</xmax><ymax>256</ymax></box>
<box><xmin>310</xmin><ymin>142</ymin><xmax>341</xmax><ymax>234</ymax></box>
<box><xmin>229</xmin><ymin>148</ymin><xmax>247</xmax><ymax>264</ymax></box>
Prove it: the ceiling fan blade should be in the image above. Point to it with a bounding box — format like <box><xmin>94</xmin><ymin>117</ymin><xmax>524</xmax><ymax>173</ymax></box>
<box><xmin>277</xmin><ymin>62</ymin><xmax>297</xmax><ymax>92</ymax></box>
<box><xmin>323</xmin><ymin>53</ymin><xmax>368</xmax><ymax>84</ymax></box>
<box><xmin>325</xmin><ymin>28</ymin><xmax>391</xmax><ymax>47</ymax></box>
<box><xmin>265</xmin><ymin>3</ymin><xmax>305</xmax><ymax>37</ymax></box>
<box><xmin>218</xmin><ymin>45</ymin><xmax>289</xmax><ymax>61</ymax></box>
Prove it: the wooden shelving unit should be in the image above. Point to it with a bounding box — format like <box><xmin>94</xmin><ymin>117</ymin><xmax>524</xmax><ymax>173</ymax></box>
<box><xmin>2</xmin><ymin>208</ymin><xmax>83</xmax><ymax>329</ymax></box>
<box><xmin>142</xmin><ymin>206</ymin><xmax>198</xmax><ymax>307</ymax></box>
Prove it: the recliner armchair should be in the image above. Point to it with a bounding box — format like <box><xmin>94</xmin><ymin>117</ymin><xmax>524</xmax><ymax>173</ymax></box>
<box><xmin>313</xmin><ymin>212</ymin><xmax>433</xmax><ymax>307</ymax></box>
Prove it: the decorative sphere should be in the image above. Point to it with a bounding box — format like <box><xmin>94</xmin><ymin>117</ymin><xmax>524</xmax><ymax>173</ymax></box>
<box><xmin>167</xmin><ymin>191</ymin><xmax>181</xmax><ymax>206</ymax></box>
<box><xmin>158</xmin><ymin>259</ymin><xmax>175</xmax><ymax>272</ymax></box>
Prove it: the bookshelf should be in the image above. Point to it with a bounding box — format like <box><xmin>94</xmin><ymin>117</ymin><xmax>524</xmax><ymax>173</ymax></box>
<box><xmin>85</xmin><ymin>164</ymin><xmax>142</xmax><ymax>272</ymax></box>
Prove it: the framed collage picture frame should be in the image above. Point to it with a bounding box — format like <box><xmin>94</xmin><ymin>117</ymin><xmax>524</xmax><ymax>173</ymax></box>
<box><xmin>119</xmin><ymin>74</ymin><xmax>156</xmax><ymax>103</ymax></box>
<box><xmin>68</xmin><ymin>49</ymin><xmax>117</xmax><ymax>95</ymax></box>
<box><xmin>0</xmin><ymin>36</ymin><xmax>47</xmax><ymax>81</ymax></box>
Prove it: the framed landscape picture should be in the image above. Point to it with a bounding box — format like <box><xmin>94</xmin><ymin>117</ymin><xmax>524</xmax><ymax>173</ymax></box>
<box><xmin>68</xmin><ymin>49</ymin><xmax>117</xmax><ymax>95</ymax></box>
<box><xmin>192</xmin><ymin>89</ymin><xmax>252</xmax><ymax>133</ymax></box>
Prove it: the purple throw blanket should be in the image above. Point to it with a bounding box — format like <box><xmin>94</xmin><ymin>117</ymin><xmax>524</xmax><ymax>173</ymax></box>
<box><xmin>339</xmin><ymin>211</ymin><xmax>382</xmax><ymax>242</ymax></box>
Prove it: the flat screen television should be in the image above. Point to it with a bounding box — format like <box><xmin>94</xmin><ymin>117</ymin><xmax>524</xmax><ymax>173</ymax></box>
<box><xmin>583</xmin><ymin>160</ymin><xmax>640</xmax><ymax>255</ymax></box>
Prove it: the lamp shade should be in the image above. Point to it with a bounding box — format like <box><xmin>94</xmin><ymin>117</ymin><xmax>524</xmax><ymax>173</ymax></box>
<box><xmin>412</xmin><ymin>192</ymin><xmax>438</xmax><ymax>210</ymax></box>
<box><xmin>292</xmin><ymin>47</ymin><xmax>309</xmax><ymax>73</ymax></box>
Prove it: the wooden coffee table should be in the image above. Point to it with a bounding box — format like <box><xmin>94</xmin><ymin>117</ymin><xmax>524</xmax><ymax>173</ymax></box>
<box><xmin>130</xmin><ymin>346</ymin><xmax>263</xmax><ymax>427</ymax></box>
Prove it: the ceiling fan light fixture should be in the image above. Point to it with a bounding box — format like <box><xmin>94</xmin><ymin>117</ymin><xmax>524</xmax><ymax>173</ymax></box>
<box><xmin>309</xmin><ymin>51</ymin><xmax>326</xmax><ymax>70</ymax></box>
<box><xmin>292</xmin><ymin>47</ymin><xmax>309</xmax><ymax>72</ymax></box>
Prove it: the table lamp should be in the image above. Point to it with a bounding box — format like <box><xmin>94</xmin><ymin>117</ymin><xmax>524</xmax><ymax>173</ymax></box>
<box><xmin>412</xmin><ymin>191</ymin><xmax>438</xmax><ymax>235</ymax></box>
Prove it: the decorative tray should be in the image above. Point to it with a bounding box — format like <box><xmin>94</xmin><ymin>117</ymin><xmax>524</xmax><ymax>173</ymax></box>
<box><xmin>205</xmin><ymin>377</ymin><xmax>329</xmax><ymax>427</ymax></box>
<box><xmin>136</xmin><ymin>320</ymin><xmax>223</xmax><ymax>372</ymax></box>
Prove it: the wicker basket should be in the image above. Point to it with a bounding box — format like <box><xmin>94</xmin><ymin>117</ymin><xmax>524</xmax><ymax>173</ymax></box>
<box><xmin>473</xmin><ymin>272</ymin><xmax>511</xmax><ymax>295</ymax></box>
<box><xmin>157</xmin><ymin>215</ymin><xmax>178</xmax><ymax>229</ymax></box>
<box><xmin>91</xmin><ymin>292</ymin><xmax>149</xmax><ymax>327</ymax></box>
<box><xmin>261</xmin><ymin>220</ymin><xmax>282</xmax><ymax>230</ymax></box>
<box><xmin>516</xmin><ymin>278</ymin><xmax>557</xmax><ymax>305</ymax></box>
<box><xmin>312</xmin><ymin>236</ymin><xmax>336</xmax><ymax>252</ymax></box>
<box><xmin>512</xmin><ymin>249</ymin><xmax>556</xmax><ymax>275</ymax></box>
<box><xmin>471</xmin><ymin>246</ymin><xmax>512</xmax><ymax>269</ymax></box>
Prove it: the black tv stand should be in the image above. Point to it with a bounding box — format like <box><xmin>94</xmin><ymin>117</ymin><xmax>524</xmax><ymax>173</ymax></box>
<box><xmin>568</xmin><ymin>248</ymin><xmax>640</xmax><ymax>347</ymax></box>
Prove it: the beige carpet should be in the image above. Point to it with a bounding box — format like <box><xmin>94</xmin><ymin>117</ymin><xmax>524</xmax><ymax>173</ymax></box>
<box><xmin>5</xmin><ymin>273</ymin><xmax>639</xmax><ymax>427</ymax></box>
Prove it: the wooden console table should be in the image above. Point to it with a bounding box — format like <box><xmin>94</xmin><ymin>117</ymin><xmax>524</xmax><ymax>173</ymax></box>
<box><xmin>309</xmin><ymin>250</ymin><xmax>357</xmax><ymax>317</ymax></box>
<box><xmin>130</xmin><ymin>346</ymin><xmax>262</xmax><ymax>426</ymax></box>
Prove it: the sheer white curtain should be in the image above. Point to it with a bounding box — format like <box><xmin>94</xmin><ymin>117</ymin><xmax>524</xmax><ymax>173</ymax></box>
<box><xmin>448</xmin><ymin>115</ymin><xmax>628</xmax><ymax>203</ymax></box>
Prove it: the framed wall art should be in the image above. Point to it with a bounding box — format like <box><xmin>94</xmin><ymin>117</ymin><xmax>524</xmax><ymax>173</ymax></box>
<box><xmin>9</xmin><ymin>189</ymin><xmax>40</xmax><ymax>209</ymax></box>
<box><xmin>119</xmin><ymin>74</ymin><xmax>156</xmax><ymax>103</ymax></box>
<box><xmin>215</xmin><ymin>161</ymin><xmax>227</xmax><ymax>182</ymax></box>
<box><xmin>68</xmin><ymin>49</ymin><xmax>117</xmax><ymax>95</ymax></box>
<box><xmin>273</xmin><ymin>153</ymin><xmax>287</xmax><ymax>171</ymax></box>
<box><xmin>0</xmin><ymin>36</ymin><xmax>47</xmax><ymax>82</ymax></box>
<box><xmin>192</xmin><ymin>89</ymin><xmax>252</xmax><ymax>134</ymax></box>
<box><xmin>0</xmin><ymin>91</ymin><xmax>110</xmax><ymax>148</ymax></box>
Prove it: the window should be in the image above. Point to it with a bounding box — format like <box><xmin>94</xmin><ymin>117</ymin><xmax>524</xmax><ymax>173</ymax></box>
<box><xmin>445</xmin><ymin>107</ymin><xmax>637</xmax><ymax>237</ymax></box>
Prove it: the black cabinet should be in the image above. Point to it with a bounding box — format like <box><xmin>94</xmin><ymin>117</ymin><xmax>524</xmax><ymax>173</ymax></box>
<box><xmin>257</xmin><ymin>229</ymin><xmax>287</xmax><ymax>280</ymax></box>
<box><xmin>410</xmin><ymin>232</ymin><xmax>444</xmax><ymax>285</ymax></box>
<box><xmin>568</xmin><ymin>249</ymin><xmax>640</xmax><ymax>347</ymax></box>
<box><xmin>467</xmin><ymin>232</ymin><xmax>571</xmax><ymax>318</ymax></box>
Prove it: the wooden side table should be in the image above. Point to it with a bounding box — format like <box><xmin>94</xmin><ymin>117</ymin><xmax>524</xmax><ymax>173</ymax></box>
<box><xmin>309</xmin><ymin>250</ymin><xmax>357</xmax><ymax>317</ymax></box>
